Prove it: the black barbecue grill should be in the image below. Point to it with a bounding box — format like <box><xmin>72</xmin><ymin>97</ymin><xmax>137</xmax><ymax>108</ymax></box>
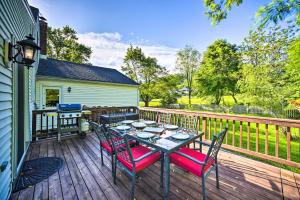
<box><xmin>57</xmin><ymin>104</ymin><xmax>83</xmax><ymax>141</ymax></box>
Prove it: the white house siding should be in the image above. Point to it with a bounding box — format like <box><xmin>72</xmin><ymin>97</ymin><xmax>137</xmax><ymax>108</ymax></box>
<box><xmin>36</xmin><ymin>78</ymin><xmax>139</xmax><ymax>108</ymax></box>
<box><xmin>0</xmin><ymin>0</ymin><xmax>37</xmax><ymax>199</ymax></box>
<box><xmin>34</xmin><ymin>78</ymin><xmax>139</xmax><ymax>131</ymax></box>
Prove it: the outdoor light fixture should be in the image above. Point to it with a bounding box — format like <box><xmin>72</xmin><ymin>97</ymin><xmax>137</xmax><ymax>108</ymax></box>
<box><xmin>8</xmin><ymin>34</ymin><xmax>40</xmax><ymax>66</ymax></box>
<box><xmin>68</xmin><ymin>87</ymin><xmax>72</xmax><ymax>93</ymax></box>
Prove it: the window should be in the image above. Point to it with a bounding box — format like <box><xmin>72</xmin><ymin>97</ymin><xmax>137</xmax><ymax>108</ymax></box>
<box><xmin>45</xmin><ymin>88</ymin><xmax>60</xmax><ymax>107</ymax></box>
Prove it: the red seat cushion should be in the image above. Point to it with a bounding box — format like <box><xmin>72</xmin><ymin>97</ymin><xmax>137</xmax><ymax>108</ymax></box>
<box><xmin>101</xmin><ymin>139</ymin><xmax>136</xmax><ymax>154</ymax></box>
<box><xmin>117</xmin><ymin>145</ymin><xmax>160</xmax><ymax>172</ymax></box>
<box><xmin>170</xmin><ymin>147</ymin><xmax>215</xmax><ymax>177</ymax></box>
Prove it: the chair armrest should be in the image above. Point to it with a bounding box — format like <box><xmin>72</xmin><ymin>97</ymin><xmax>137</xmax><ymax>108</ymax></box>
<box><xmin>173</xmin><ymin>151</ymin><xmax>205</xmax><ymax>165</ymax></box>
<box><xmin>134</xmin><ymin>149</ymin><xmax>160</xmax><ymax>162</ymax></box>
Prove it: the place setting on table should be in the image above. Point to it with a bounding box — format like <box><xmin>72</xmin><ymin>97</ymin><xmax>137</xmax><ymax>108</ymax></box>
<box><xmin>113</xmin><ymin>119</ymin><xmax>199</xmax><ymax>150</ymax></box>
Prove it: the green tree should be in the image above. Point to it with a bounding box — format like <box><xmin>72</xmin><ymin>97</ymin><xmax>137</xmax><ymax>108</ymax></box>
<box><xmin>176</xmin><ymin>46</ymin><xmax>201</xmax><ymax>107</ymax></box>
<box><xmin>47</xmin><ymin>25</ymin><xmax>92</xmax><ymax>64</ymax></box>
<box><xmin>197</xmin><ymin>39</ymin><xmax>240</xmax><ymax>105</ymax></box>
<box><xmin>121</xmin><ymin>46</ymin><xmax>166</xmax><ymax>107</ymax></box>
<box><xmin>156</xmin><ymin>74</ymin><xmax>183</xmax><ymax>106</ymax></box>
<box><xmin>285</xmin><ymin>38</ymin><xmax>300</xmax><ymax>103</ymax></box>
<box><xmin>203</xmin><ymin>0</ymin><xmax>300</xmax><ymax>27</ymax></box>
<box><xmin>238</xmin><ymin>26</ymin><xmax>296</xmax><ymax>113</ymax></box>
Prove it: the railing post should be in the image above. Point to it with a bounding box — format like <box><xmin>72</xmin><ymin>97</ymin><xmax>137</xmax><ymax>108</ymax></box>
<box><xmin>256</xmin><ymin>123</ymin><xmax>259</xmax><ymax>152</ymax></box>
<box><xmin>32</xmin><ymin>111</ymin><xmax>37</xmax><ymax>142</ymax></box>
<box><xmin>202</xmin><ymin>117</ymin><xmax>207</xmax><ymax>140</ymax></box>
<box><xmin>287</xmin><ymin>127</ymin><xmax>291</xmax><ymax>161</ymax></box>
<box><xmin>232</xmin><ymin>120</ymin><xmax>235</xmax><ymax>146</ymax></box>
<box><xmin>265</xmin><ymin>124</ymin><xmax>268</xmax><ymax>155</ymax></box>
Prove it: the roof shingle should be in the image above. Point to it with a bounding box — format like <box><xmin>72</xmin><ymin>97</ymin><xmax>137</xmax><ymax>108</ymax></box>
<box><xmin>37</xmin><ymin>58</ymin><xmax>139</xmax><ymax>86</ymax></box>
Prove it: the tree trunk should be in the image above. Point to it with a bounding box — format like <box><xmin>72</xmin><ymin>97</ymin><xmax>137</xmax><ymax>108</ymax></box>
<box><xmin>232</xmin><ymin>93</ymin><xmax>238</xmax><ymax>104</ymax></box>
<box><xmin>144</xmin><ymin>101</ymin><xmax>149</xmax><ymax>107</ymax></box>
<box><xmin>188</xmin><ymin>91</ymin><xmax>192</xmax><ymax>107</ymax></box>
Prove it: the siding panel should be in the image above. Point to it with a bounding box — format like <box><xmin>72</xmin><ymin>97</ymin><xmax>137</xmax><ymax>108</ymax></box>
<box><xmin>0</xmin><ymin>0</ymin><xmax>36</xmax><ymax>199</ymax></box>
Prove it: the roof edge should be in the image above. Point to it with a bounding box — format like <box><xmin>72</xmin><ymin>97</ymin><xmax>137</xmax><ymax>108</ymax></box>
<box><xmin>36</xmin><ymin>75</ymin><xmax>140</xmax><ymax>87</ymax></box>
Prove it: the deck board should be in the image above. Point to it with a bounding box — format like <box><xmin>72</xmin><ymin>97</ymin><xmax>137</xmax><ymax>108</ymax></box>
<box><xmin>10</xmin><ymin>133</ymin><xmax>300</xmax><ymax>200</ymax></box>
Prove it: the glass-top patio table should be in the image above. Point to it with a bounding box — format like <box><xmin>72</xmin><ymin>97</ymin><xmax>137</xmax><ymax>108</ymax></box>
<box><xmin>122</xmin><ymin>128</ymin><xmax>204</xmax><ymax>200</ymax></box>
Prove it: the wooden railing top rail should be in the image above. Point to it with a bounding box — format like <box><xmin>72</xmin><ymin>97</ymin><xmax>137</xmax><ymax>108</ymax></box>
<box><xmin>33</xmin><ymin>109</ymin><xmax>57</xmax><ymax>114</ymax></box>
<box><xmin>140</xmin><ymin>107</ymin><xmax>300</xmax><ymax>128</ymax></box>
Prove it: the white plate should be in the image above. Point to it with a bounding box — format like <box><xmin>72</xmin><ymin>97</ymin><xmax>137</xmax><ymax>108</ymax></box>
<box><xmin>116</xmin><ymin>125</ymin><xmax>131</xmax><ymax>131</ymax></box>
<box><xmin>132</xmin><ymin>122</ymin><xmax>147</xmax><ymax>128</ymax></box>
<box><xmin>164</xmin><ymin>124</ymin><xmax>179</xmax><ymax>130</ymax></box>
<box><xmin>121</xmin><ymin>120</ymin><xmax>135</xmax><ymax>124</ymax></box>
<box><xmin>144</xmin><ymin>120</ymin><xmax>156</xmax><ymax>125</ymax></box>
<box><xmin>171</xmin><ymin>133</ymin><xmax>190</xmax><ymax>140</ymax></box>
<box><xmin>137</xmin><ymin>132</ymin><xmax>155</xmax><ymax>139</ymax></box>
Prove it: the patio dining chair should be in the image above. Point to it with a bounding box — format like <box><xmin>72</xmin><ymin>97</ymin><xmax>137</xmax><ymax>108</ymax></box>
<box><xmin>108</xmin><ymin>113</ymin><xmax>126</xmax><ymax>127</ymax></box>
<box><xmin>90</xmin><ymin>122</ymin><xmax>115</xmax><ymax>174</ymax></box>
<box><xmin>108</xmin><ymin>128</ymin><xmax>161</xmax><ymax>200</ymax></box>
<box><xmin>158</xmin><ymin>113</ymin><xmax>172</xmax><ymax>125</ymax></box>
<box><xmin>170</xmin><ymin>128</ymin><xmax>227</xmax><ymax>200</ymax></box>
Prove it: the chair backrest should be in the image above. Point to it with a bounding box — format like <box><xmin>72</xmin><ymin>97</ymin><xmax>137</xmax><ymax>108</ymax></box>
<box><xmin>205</xmin><ymin>128</ymin><xmax>227</xmax><ymax>163</ymax></box>
<box><xmin>107</xmin><ymin>128</ymin><xmax>136</xmax><ymax>169</ymax></box>
<box><xmin>108</xmin><ymin>113</ymin><xmax>126</xmax><ymax>126</ymax></box>
<box><xmin>158</xmin><ymin>113</ymin><xmax>172</xmax><ymax>125</ymax></box>
<box><xmin>90</xmin><ymin>121</ymin><xmax>109</xmax><ymax>144</ymax></box>
<box><xmin>179</xmin><ymin>115</ymin><xmax>198</xmax><ymax>133</ymax></box>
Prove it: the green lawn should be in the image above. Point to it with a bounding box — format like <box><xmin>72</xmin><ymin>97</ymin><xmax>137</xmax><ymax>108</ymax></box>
<box><xmin>139</xmin><ymin>96</ymin><xmax>239</xmax><ymax>107</ymax></box>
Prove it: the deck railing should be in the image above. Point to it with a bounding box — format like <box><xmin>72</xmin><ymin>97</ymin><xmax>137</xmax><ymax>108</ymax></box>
<box><xmin>32</xmin><ymin>106</ymin><xmax>139</xmax><ymax>141</ymax></box>
<box><xmin>139</xmin><ymin>107</ymin><xmax>300</xmax><ymax>168</ymax></box>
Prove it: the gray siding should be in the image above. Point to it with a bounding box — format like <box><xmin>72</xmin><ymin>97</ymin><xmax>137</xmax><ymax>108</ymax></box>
<box><xmin>0</xmin><ymin>0</ymin><xmax>36</xmax><ymax>199</ymax></box>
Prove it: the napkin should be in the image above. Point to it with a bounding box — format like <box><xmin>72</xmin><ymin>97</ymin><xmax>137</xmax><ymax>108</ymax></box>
<box><xmin>156</xmin><ymin>138</ymin><xmax>178</xmax><ymax>150</ymax></box>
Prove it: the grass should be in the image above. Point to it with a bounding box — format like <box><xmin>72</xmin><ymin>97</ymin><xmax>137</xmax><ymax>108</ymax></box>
<box><xmin>139</xmin><ymin>96</ymin><xmax>240</xmax><ymax>107</ymax></box>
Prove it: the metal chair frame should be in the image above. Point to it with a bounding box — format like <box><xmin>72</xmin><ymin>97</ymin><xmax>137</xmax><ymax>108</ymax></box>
<box><xmin>172</xmin><ymin>128</ymin><xmax>227</xmax><ymax>200</ymax></box>
<box><xmin>108</xmin><ymin>128</ymin><xmax>162</xmax><ymax>200</ymax></box>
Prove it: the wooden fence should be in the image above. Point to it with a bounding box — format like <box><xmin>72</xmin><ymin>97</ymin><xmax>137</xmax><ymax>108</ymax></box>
<box><xmin>139</xmin><ymin>107</ymin><xmax>300</xmax><ymax>168</ymax></box>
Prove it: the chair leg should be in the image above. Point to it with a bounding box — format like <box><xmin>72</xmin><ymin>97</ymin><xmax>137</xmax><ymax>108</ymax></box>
<box><xmin>131</xmin><ymin>175</ymin><xmax>136</xmax><ymax>200</ymax></box>
<box><xmin>100</xmin><ymin>147</ymin><xmax>104</xmax><ymax>165</ymax></box>
<box><xmin>201</xmin><ymin>173</ymin><xmax>206</xmax><ymax>200</ymax></box>
<box><xmin>111</xmin><ymin>153</ymin><xmax>114</xmax><ymax>177</ymax></box>
<box><xmin>113</xmin><ymin>155</ymin><xmax>117</xmax><ymax>184</ymax></box>
<box><xmin>215</xmin><ymin>164</ymin><xmax>220</xmax><ymax>189</ymax></box>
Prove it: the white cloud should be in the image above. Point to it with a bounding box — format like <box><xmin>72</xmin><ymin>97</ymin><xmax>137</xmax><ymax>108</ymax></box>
<box><xmin>77</xmin><ymin>32</ymin><xmax>178</xmax><ymax>72</ymax></box>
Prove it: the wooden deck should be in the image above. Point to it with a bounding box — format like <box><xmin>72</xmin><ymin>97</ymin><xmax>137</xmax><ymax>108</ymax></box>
<box><xmin>11</xmin><ymin>133</ymin><xmax>300</xmax><ymax>200</ymax></box>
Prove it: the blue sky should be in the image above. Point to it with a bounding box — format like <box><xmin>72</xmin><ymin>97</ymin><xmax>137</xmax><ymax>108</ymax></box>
<box><xmin>28</xmin><ymin>0</ymin><xmax>270</xmax><ymax>70</ymax></box>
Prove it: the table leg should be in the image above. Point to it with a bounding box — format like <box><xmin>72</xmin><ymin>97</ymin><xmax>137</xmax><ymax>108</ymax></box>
<box><xmin>163</xmin><ymin>153</ymin><xmax>170</xmax><ymax>200</ymax></box>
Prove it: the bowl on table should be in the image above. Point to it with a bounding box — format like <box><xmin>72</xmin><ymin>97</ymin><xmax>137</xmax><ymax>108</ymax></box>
<box><xmin>121</xmin><ymin>120</ymin><xmax>135</xmax><ymax>125</ymax></box>
<box><xmin>132</xmin><ymin>122</ymin><xmax>147</xmax><ymax>129</ymax></box>
<box><xmin>136</xmin><ymin>132</ymin><xmax>155</xmax><ymax>139</ymax></box>
<box><xmin>163</xmin><ymin>124</ymin><xmax>179</xmax><ymax>130</ymax></box>
<box><xmin>116</xmin><ymin>125</ymin><xmax>131</xmax><ymax>131</ymax></box>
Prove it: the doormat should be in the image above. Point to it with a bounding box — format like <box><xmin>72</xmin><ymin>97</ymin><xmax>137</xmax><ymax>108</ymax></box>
<box><xmin>13</xmin><ymin>157</ymin><xmax>63</xmax><ymax>192</ymax></box>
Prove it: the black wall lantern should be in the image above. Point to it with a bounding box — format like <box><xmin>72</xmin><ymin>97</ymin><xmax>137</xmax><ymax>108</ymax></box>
<box><xmin>8</xmin><ymin>34</ymin><xmax>40</xmax><ymax>66</ymax></box>
<box><xmin>67</xmin><ymin>87</ymin><xmax>72</xmax><ymax>93</ymax></box>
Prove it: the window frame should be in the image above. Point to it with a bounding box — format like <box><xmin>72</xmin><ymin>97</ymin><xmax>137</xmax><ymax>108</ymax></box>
<box><xmin>42</xmin><ymin>86</ymin><xmax>62</xmax><ymax>109</ymax></box>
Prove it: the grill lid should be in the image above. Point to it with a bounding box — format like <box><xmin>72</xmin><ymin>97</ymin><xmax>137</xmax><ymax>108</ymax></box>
<box><xmin>57</xmin><ymin>104</ymin><xmax>81</xmax><ymax>111</ymax></box>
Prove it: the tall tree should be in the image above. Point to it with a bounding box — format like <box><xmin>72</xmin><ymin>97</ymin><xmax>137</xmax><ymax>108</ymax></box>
<box><xmin>156</xmin><ymin>74</ymin><xmax>183</xmax><ymax>106</ymax></box>
<box><xmin>176</xmin><ymin>46</ymin><xmax>201</xmax><ymax>107</ymax></box>
<box><xmin>238</xmin><ymin>26</ymin><xmax>296</xmax><ymax>113</ymax></box>
<box><xmin>121</xmin><ymin>46</ymin><xmax>166</xmax><ymax>107</ymax></box>
<box><xmin>47</xmin><ymin>25</ymin><xmax>92</xmax><ymax>64</ymax></box>
<box><xmin>197</xmin><ymin>39</ymin><xmax>240</xmax><ymax>105</ymax></box>
<box><xmin>203</xmin><ymin>0</ymin><xmax>300</xmax><ymax>27</ymax></box>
